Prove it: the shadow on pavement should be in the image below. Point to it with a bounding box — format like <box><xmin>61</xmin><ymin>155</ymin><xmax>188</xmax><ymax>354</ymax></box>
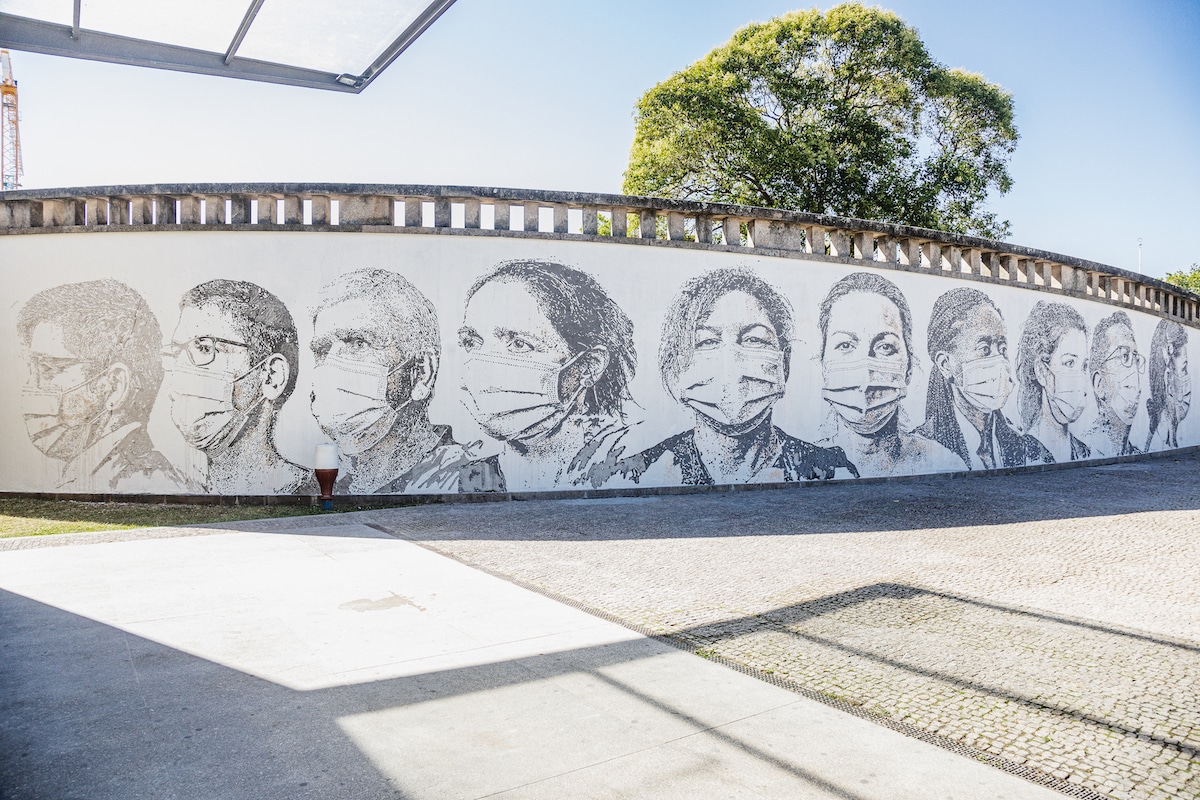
<box><xmin>678</xmin><ymin>583</ymin><xmax>1200</xmax><ymax>753</ymax></box>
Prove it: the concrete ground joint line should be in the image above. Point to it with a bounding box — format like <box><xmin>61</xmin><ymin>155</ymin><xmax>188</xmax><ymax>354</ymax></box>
<box><xmin>360</xmin><ymin>520</ymin><xmax>1115</xmax><ymax>800</ymax></box>
<box><xmin>121</xmin><ymin>630</ymin><xmax>149</xmax><ymax>707</ymax></box>
<box><xmin>466</xmin><ymin>718</ymin><xmax>734</xmax><ymax>800</ymax></box>
<box><xmin>466</xmin><ymin>725</ymin><xmax>744</xmax><ymax>800</ymax></box>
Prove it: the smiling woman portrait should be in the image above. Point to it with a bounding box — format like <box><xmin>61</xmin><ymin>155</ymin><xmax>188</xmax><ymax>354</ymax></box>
<box><xmin>816</xmin><ymin>272</ymin><xmax>958</xmax><ymax>477</ymax></box>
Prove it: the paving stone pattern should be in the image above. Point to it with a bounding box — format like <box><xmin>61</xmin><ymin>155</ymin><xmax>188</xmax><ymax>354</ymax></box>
<box><xmin>365</xmin><ymin>455</ymin><xmax>1200</xmax><ymax>800</ymax></box>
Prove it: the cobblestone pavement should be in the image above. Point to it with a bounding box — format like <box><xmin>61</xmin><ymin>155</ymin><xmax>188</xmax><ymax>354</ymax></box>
<box><xmin>358</xmin><ymin>454</ymin><xmax>1200</xmax><ymax>800</ymax></box>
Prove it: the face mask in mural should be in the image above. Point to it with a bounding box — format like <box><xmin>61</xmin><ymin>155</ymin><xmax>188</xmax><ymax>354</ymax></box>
<box><xmin>1109</xmin><ymin>372</ymin><xmax>1141</xmax><ymax>427</ymax></box>
<box><xmin>168</xmin><ymin>360</ymin><xmax>266</xmax><ymax>451</ymax></box>
<box><xmin>956</xmin><ymin>354</ymin><xmax>1012</xmax><ymax>412</ymax></box>
<box><xmin>679</xmin><ymin>345</ymin><xmax>785</xmax><ymax>429</ymax></box>
<box><xmin>310</xmin><ymin>354</ymin><xmax>412</xmax><ymax>455</ymax></box>
<box><xmin>21</xmin><ymin>374</ymin><xmax>107</xmax><ymax>461</ymax></box>
<box><xmin>821</xmin><ymin>357</ymin><xmax>907</xmax><ymax>435</ymax></box>
<box><xmin>461</xmin><ymin>350</ymin><xmax>587</xmax><ymax>444</ymax></box>
<box><xmin>1043</xmin><ymin>362</ymin><xmax>1089</xmax><ymax>425</ymax></box>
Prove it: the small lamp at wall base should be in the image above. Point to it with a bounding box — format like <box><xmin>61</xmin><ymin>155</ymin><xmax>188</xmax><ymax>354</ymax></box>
<box><xmin>314</xmin><ymin>443</ymin><xmax>339</xmax><ymax>510</ymax></box>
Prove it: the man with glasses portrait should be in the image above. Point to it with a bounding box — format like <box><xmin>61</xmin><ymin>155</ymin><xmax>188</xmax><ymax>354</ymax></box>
<box><xmin>18</xmin><ymin>279</ymin><xmax>186</xmax><ymax>492</ymax></box>
<box><xmin>163</xmin><ymin>279</ymin><xmax>313</xmax><ymax>494</ymax></box>
<box><xmin>1084</xmin><ymin>311</ymin><xmax>1144</xmax><ymax>457</ymax></box>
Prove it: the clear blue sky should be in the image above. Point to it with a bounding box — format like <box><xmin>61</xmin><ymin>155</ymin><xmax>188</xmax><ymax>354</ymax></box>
<box><xmin>10</xmin><ymin>0</ymin><xmax>1199</xmax><ymax>278</ymax></box>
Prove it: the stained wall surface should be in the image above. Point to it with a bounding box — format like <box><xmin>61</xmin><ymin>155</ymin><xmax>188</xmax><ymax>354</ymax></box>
<box><xmin>0</xmin><ymin>230</ymin><xmax>1194</xmax><ymax>495</ymax></box>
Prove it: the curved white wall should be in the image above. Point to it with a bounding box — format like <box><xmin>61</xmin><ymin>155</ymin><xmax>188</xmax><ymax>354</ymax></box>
<box><xmin>1</xmin><ymin>229</ymin><xmax>1194</xmax><ymax>496</ymax></box>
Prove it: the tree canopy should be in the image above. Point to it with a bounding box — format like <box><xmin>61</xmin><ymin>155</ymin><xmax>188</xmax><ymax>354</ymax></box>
<box><xmin>1166</xmin><ymin>263</ymin><xmax>1200</xmax><ymax>293</ymax></box>
<box><xmin>623</xmin><ymin>4</ymin><xmax>1019</xmax><ymax>239</ymax></box>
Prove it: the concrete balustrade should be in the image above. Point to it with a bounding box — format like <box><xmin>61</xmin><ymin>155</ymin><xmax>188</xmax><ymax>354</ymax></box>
<box><xmin>1</xmin><ymin>183</ymin><xmax>1196</xmax><ymax>328</ymax></box>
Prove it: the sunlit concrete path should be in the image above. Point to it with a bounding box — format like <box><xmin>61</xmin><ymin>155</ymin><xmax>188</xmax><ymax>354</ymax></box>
<box><xmin>0</xmin><ymin>519</ymin><xmax>1059</xmax><ymax>800</ymax></box>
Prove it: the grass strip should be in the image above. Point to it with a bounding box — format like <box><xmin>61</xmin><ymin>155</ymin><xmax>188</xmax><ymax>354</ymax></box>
<box><xmin>0</xmin><ymin>498</ymin><xmax>325</xmax><ymax>538</ymax></box>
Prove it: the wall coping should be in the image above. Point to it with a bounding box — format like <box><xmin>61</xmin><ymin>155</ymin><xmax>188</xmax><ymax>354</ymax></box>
<box><xmin>2</xmin><ymin>182</ymin><xmax>1197</xmax><ymax>327</ymax></box>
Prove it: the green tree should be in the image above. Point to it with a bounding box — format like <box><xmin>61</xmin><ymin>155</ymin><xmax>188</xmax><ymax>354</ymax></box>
<box><xmin>623</xmin><ymin>4</ymin><xmax>1019</xmax><ymax>239</ymax></box>
<box><xmin>1165</xmin><ymin>263</ymin><xmax>1200</xmax><ymax>292</ymax></box>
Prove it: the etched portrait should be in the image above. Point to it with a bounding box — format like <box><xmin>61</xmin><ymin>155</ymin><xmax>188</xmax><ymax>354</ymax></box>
<box><xmin>1144</xmin><ymin>319</ymin><xmax>1191</xmax><ymax>451</ymax></box>
<box><xmin>610</xmin><ymin>267</ymin><xmax>858</xmax><ymax>486</ymax></box>
<box><xmin>163</xmin><ymin>280</ymin><xmax>314</xmax><ymax>494</ymax></box>
<box><xmin>815</xmin><ymin>272</ymin><xmax>958</xmax><ymax>476</ymax></box>
<box><xmin>458</xmin><ymin>259</ymin><xmax>638</xmax><ymax>490</ymax></box>
<box><xmin>310</xmin><ymin>269</ymin><xmax>497</xmax><ymax>494</ymax></box>
<box><xmin>915</xmin><ymin>287</ymin><xmax>1052</xmax><ymax>470</ymax></box>
<box><xmin>18</xmin><ymin>279</ymin><xmax>186</xmax><ymax>492</ymax></box>
<box><xmin>1015</xmin><ymin>301</ymin><xmax>1091</xmax><ymax>462</ymax></box>
<box><xmin>1084</xmin><ymin>311</ymin><xmax>1143</xmax><ymax>457</ymax></box>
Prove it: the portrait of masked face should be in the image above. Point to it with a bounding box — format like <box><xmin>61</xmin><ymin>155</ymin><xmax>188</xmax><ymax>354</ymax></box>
<box><xmin>1096</xmin><ymin>331</ymin><xmax>1143</xmax><ymax>427</ymax></box>
<box><xmin>459</xmin><ymin>279</ymin><xmax>593</xmax><ymax>447</ymax></box>
<box><xmin>1144</xmin><ymin>320</ymin><xmax>1191</xmax><ymax>452</ymax></box>
<box><xmin>1167</xmin><ymin>348</ymin><xmax>1192</xmax><ymax>425</ymax></box>
<box><xmin>1012</xmin><ymin>301</ymin><xmax>1093</xmax><ymax>464</ymax></box>
<box><xmin>942</xmin><ymin>303</ymin><xmax>1012</xmax><ymax>414</ymax></box>
<box><xmin>164</xmin><ymin>304</ymin><xmax>268</xmax><ymax>453</ymax></box>
<box><xmin>820</xmin><ymin>290</ymin><xmax>910</xmax><ymax>436</ymax></box>
<box><xmin>1036</xmin><ymin>327</ymin><xmax>1089</xmax><ymax>426</ymax></box>
<box><xmin>310</xmin><ymin>296</ymin><xmax>430</xmax><ymax>457</ymax></box>
<box><xmin>817</xmin><ymin>274</ymin><xmax>961</xmax><ymax>479</ymax></box>
<box><xmin>16</xmin><ymin>278</ymin><xmax>183</xmax><ymax>494</ymax></box>
<box><xmin>21</xmin><ymin>321</ymin><xmax>116</xmax><ymax>462</ymax></box>
<box><xmin>677</xmin><ymin>290</ymin><xmax>786</xmax><ymax>432</ymax></box>
<box><xmin>1082</xmin><ymin>313</ymin><xmax>1144</xmax><ymax>459</ymax></box>
<box><xmin>630</xmin><ymin>268</ymin><xmax>859</xmax><ymax>487</ymax></box>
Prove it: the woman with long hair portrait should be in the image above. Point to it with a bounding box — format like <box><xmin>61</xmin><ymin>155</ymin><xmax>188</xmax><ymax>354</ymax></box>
<box><xmin>1015</xmin><ymin>301</ymin><xmax>1091</xmax><ymax>462</ymax></box>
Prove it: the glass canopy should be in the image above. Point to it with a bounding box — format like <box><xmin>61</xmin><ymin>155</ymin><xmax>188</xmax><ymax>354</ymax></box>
<box><xmin>0</xmin><ymin>0</ymin><xmax>456</xmax><ymax>92</ymax></box>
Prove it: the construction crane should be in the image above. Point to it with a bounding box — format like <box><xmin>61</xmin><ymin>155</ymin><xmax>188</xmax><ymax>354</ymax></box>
<box><xmin>2</xmin><ymin>49</ymin><xmax>22</xmax><ymax>191</ymax></box>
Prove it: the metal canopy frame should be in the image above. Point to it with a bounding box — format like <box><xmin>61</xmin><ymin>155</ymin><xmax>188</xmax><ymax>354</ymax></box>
<box><xmin>0</xmin><ymin>0</ymin><xmax>456</xmax><ymax>93</ymax></box>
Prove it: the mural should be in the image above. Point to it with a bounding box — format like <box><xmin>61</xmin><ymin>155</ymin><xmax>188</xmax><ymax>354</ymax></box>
<box><xmin>915</xmin><ymin>287</ymin><xmax>1052</xmax><ymax>471</ymax></box>
<box><xmin>602</xmin><ymin>268</ymin><xmax>857</xmax><ymax>486</ymax></box>
<box><xmin>165</xmin><ymin>280</ymin><xmax>312</xmax><ymax>493</ymax></box>
<box><xmin>18</xmin><ymin>279</ymin><xmax>186</xmax><ymax>492</ymax></box>
<box><xmin>815</xmin><ymin>272</ymin><xmax>958</xmax><ymax>478</ymax></box>
<box><xmin>309</xmin><ymin>268</ymin><xmax>497</xmax><ymax>494</ymax></box>
<box><xmin>1145</xmin><ymin>319</ymin><xmax>1191</xmax><ymax>451</ymax></box>
<box><xmin>459</xmin><ymin>260</ymin><xmax>638</xmax><ymax>491</ymax></box>
<box><xmin>1</xmin><ymin>232</ymin><xmax>1195</xmax><ymax>496</ymax></box>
